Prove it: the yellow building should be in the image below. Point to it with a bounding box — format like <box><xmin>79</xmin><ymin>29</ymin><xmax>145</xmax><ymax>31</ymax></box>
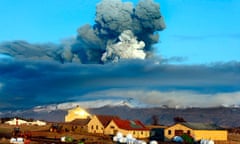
<box><xmin>105</xmin><ymin>119</ymin><xmax>150</xmax><ymax>139</ymax></box>
<box><xmin>65</xmin><ymin>106</ymin><xmax>91</xmax><ymax>122</ymax></box>
<box><xmin>87</xmin><ymin>115</ymin><xmax>120</xmax><ymax>134</ymax></box>
<box><xmin>165</xmin><ymin>122</ymin><xmax>228</xmax><ymax>141</ymax></box>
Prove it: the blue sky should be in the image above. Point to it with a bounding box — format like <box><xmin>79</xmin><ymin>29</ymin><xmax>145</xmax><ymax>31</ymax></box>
<box><xmin>158</xmin><ymin>0</ymin><xmax>240</xmax><ymax>64</ymax></box>
<box><xmin>0</xmin><ymin>0</ymin><xmax>240</xmax><ymax>64</ymax></box>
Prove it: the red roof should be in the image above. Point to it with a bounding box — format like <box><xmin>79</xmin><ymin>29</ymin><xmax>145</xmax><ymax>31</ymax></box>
<box><xmin>96</xmin><ymin>115</ymin><xmax>120</xmax><ymax>127</ymax></box>
<box><xmin>113</xmin><ymin>119</ymin><xmax>149</xmax><ymax>130</ymax></box>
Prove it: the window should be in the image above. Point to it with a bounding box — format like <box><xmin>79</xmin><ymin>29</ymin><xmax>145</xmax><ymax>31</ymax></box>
<box><xmin>168</xmin><ymin>130</ymin><xmax>171</xmax><ymax>135</ymax></box>
<box><xmin>96</xmin><ymin>125</ymin><xmax>98</xmax><ymax>130</ymax></box>
<box><xmin>187</xmin><ymin>130</ymin><xmax>191</xmax><ymax>135</ymax></box>
<box><xmin>91</xmin><ymin>125</ymin><xmax>94</xmax><ymax>130</ymax></box>
<box><xmin>141</xmin><ymin>131</ymin><xmax>143</xmax><ymax>135</ymax></box>
<box><xmin>110</xmin><ymin>126</ymin><xmax>115</xmax><ymax>129</ymax></box>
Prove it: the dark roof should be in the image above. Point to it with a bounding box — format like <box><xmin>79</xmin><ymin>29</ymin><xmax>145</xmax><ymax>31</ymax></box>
<box><xmin>113</xmin><ymin>119</ymin><xmax>149</xmax><ymax>130</ymax></box>
<box><xmin>96</xmin><ymin>115</ymin><xmax>120</xmax><ymax>127</ymax></box>
<box><xmin>180</xmin><ymin>122</ymin><xmax>224</xmax><ymax>130</ymax></box>
<box><xmin>146</xmin><ymin>125</ymin><xmax>167</xmax><ymax>129</ymax></box>
<box><xmin>70</xmin><ymin>118</ymin><xmax>90</xmax><ymax>126</ymax></box>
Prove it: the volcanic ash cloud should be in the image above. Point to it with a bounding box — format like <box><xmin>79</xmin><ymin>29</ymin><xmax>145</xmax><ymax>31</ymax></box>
<box><xmin>62</xmin><ymin>0</ymin><xmax>166</xmax><ymax>64</ymax></box>
<box><xmin>0</xmin><ymin>0</ymin><xmax>165</xmax><ymax>64</ymax></box>
<box><xmin>101</xmin><ymin>30</ymin><xmax>146</xmax><ymax>63</ymax></box>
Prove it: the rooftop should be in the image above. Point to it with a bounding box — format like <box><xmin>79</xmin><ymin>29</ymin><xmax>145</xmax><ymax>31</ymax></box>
<box><xmin>180</xmin><ymin>122</ymin><xmax>224</xmax><ymax>130</ymax></box>
<box><xmin>113</xmin><ymin>119</ymin><xmax>149</xmax><ymax>130</ymax></box>
<box><xmin>96</xmin><ymin>115</ymin><xmax>120</xmax><ymax>127</ymax></box>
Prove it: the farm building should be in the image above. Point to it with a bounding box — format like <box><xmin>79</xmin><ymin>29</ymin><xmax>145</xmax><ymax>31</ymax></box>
<box><xmin>63</xmin><ymin>118</ymin><xmax>90</xmax><ymax>133</ymax></box>
<box><xmin>31</xmin><ymin>120</ymin><xmax>47</xmax><ymax>126</ymax></box>
<box><xmin>50</xmin><ymin>118</ymin><xmax>90</xmax><ymax>133</ymax></box>
<box><xmin>5</xmin><ymin>118</ymin><xmax>46</xmax><ymax>126</ymax></box>
<box><xmin>165</xmin><ymin>122</ymin><xmax>228</xmax><ymax>141</ymax></box>
<box><xmin>87</xmin><ymin>115</ymin><xmax>120</xmax><ymax>134</ymax></box>
<box><xmin>65</xmin><ymin>106</ymin><xmax>91</xmax><ymax>122</ymax></box>
<box><xmin>147</xmin><ymin>125</ymin><xmax>168</xmax><ymax>142</ymax></box>
<box><xmin>105</xmin><ymin>119</ymin><xmax>150</xmax><ymax>139</ymax></box>
<box><xmin>5</xmin><ymin>118</ymin><xmax>28</xmax><ymax>125</ymax></box>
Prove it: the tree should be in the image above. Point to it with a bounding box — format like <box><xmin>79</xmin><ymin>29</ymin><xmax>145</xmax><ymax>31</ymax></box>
<box><xmin>151</xmin><ymin>115</ymin><xmax>160</xmax><ymax>125</ymax></box>
<box><xmin>173</xmin><ymin>116</ymin><xmax>186</xmax><ymax>123</ymax></box>
<box><xmin>181</xmin><ymin>133</ymin><xmax>194</xmax><ymax>144</ymax></box>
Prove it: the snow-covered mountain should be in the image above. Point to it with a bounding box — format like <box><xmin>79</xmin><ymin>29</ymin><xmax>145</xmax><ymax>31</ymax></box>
<box><xmin>1</xmin><ymin>99</ymin><xmax>240</xmax><ymax>127</ymax></box>
<box><xmin>33</xmin><ymin>99</ymin><xmax>150</xmax><ymax>113</ymax></box>
<box><xmin>31</xmin><ymin>99</ymin><xmax>240</xmax><ymax>113</ymax></box>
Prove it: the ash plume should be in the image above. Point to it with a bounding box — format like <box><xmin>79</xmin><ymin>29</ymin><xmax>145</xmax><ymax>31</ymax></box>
<box><xmin>0</xmin><ymin>0</ymin><xmax>165</xmax><ymax>64</ymax></box>
<box><xmin>101</xmin><ymin>30</ymin><xmax>146</xmax><ymax>63</ymax></box>
<box><xmin>63</xmin><ymin>0</ymin><xmax>165</xmax><ymax>64</ymax></box>
<box><xmin>0</xmin><ymin>41</ymin><xmax>62</xmax><ymax>62</ymax></box>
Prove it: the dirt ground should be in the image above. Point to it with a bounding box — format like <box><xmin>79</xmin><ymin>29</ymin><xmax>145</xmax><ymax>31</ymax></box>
<box><xmin>0</xmin><ymin>123</ymin><xmax>113</xmax><ymax>144</ymax></box>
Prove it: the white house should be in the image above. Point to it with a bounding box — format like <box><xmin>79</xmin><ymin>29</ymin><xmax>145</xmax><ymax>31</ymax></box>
<box><xmin>5</xmin><ymin>118</ymin><xmax>46</xmax><ymax>126</ymax></box>
<box><xmin>5</xmin><ymin>118</ymin><xmax>28</xmax><ymax>125</ymax></box>
<box><xmin>30</xmin><ymin>120</ymin><xmax>47</xmax><ymax>126</ymax></box>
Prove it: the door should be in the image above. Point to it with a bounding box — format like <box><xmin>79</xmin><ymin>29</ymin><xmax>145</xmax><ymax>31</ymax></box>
<box><xmin>175</xmin><ymin>130</ymin><xmax>183</xmax><ymax>136</ymax></box>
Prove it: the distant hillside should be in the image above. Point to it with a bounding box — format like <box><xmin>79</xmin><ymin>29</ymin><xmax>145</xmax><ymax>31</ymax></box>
<box><xmin>1</xmin><ymin>106</ymin><xmax>240</xmax><ymax>127</ymax></box>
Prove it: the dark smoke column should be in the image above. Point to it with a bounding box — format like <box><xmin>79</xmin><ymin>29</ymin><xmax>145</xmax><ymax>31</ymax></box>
<box><xmin>63</xmin><ymin>0</ymin><xmax>166</xmax><ymax>64</ymax></box>
<box><xmin>134</xmin><ymin>0</ymin><xmax>166</xmax><ymax>53</ymax></box>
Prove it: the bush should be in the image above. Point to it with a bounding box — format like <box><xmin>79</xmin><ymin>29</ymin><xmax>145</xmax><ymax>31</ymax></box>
<box><xmin>181</xmin><ymin>133</ymin><xmax>194</xmax><ymax>144</ymax></box>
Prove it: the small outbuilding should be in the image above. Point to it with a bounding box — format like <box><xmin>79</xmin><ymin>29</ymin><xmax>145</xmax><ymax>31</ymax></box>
<box><xmin>5</xmin><ymin>118</ymin><xmax>28</xmax><ymax>125</ymax></box>
<box><xmin>30</xmin><ymin>120</ymin><xmax>47</xmax><ymax>126</ymax></box>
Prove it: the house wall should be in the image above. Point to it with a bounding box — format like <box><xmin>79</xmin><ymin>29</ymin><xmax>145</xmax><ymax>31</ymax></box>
<box><xmin>65</xmin><ymin>107</ymin><xmax>91</xmax><ymax>122</ymax></box>
<box><xmin>5</xmin><ymin>119</ymin><xmax>28</xmax><ymax>125</ymax></box>
<box><xmin>87</xmin><ymin>116</ymin><xmax>104</xmax><ymax>134</ymax></box>
<box><xmin>131</xmin><ymin>130</ymin><xmax>150</xmax><ymax>138</ymax></box>
<box><xmin>164</xmin><ymin>123</ymin><xmax>228</xmax><ymax>141</ymax></box>
<box><xmin>104</xmin><ymin>121</ymin><xmax>119</xmax><ymax>135</ymax></box>
<box><xmin>116</xmin><ymin>129</ymin><xmax>149</xmax><ymax>138</ymax></box>
<box><xmin>164</xmin><ymin>123</ymin><xmax>193</xmax><ymax>140</ymax></box>
<box><xmin>105</xmin><ymin>121</ymin><xmax>150</xmax><ymax>138</ymax></box>
<box><xmin>193</xmin><ymin>130</ymin><xmax>228</xmax><ymax>141</ymax></box>
<box><xmin>61</xmin><ymin>124</ymin><xmax>88</xmax><ymax>133</ymax></box>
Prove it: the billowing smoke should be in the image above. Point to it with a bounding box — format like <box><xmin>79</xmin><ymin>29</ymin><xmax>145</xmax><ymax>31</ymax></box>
<box><xmin>101</xmin><ymin>30</ymin><xmax>146</xmax><ymax>63</ymax></box>
<box><xmin>62</xmin><ymin>0</ymin><xmax>165</xmax><ymax>63</ymax></box>
<box><xmin>0</xmin><ymin>41</ymin><xmax>62</xmax><ymax>61</ymax></box>
<box><xmin>0</xmin><ymin>0</ymin><xmax>165</xmax><ymax>64</ymax></box>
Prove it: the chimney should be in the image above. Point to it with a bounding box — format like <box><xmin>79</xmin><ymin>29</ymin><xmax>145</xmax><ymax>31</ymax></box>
<box><xmin>16</xmin><ymin>117</ymin><xmax>18</xmax><ymax>126</ymax></box>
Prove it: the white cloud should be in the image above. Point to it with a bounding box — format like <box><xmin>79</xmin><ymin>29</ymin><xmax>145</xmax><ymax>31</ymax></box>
<box><xmin>78</xmin><ymin>89</ymin><xmax>240</xmax><ymax>108</ymax></box>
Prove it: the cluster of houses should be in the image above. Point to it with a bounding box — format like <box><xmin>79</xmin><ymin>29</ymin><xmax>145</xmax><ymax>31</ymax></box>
<box><xmin>63</xmin><ymin>106</ymin><xmax>228</xmax><ymax>141</ymax></box>
<box><xmin>63</xmin><ymin>106</ymin><xmax>150</xmax><ymax>139</ymax></box>
<box><xmin>4</xmin><ymin>106</ymin><xmax>229</xmax><ymax>142</ymax></box>
<box><xmin>4</xmin><ymin>118</ymin><xmax>46</xmax><ymax>126</ymax></box>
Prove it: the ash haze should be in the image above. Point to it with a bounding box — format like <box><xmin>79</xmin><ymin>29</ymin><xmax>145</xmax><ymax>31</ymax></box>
<box><xmin>0</xmin><ymin>0</ymin><xmax>240</xmax><ymax>111</ymax></box>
